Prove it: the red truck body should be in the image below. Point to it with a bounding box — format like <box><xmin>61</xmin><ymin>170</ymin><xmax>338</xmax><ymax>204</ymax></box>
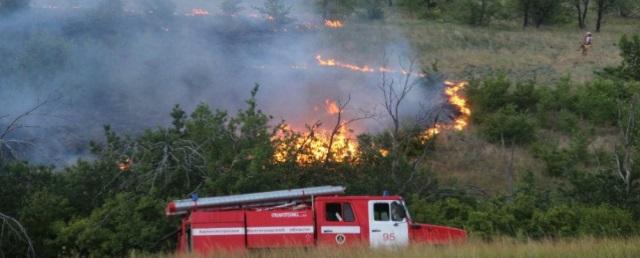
<box><xmin>165</xmin><ymin>186</ymin><xmax>465</xmax><ymax>255</ymax></box>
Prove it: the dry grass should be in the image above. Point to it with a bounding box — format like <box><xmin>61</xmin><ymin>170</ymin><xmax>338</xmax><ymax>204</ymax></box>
<box><xmin>140</xmin><ymin>237</ymin><xmax>640</xmax><ymax>258</ymax></box>
<box><xmin>426</xmin><ymin>127</ymin><xmax>547</xmax><ymax>196</ymax></box>
<box><xmin>396</xmin><ymin>17</ymin><xmax>640</xmax><ymax>83</ymax></box>
<box><xmin>327</xmin><ymin>13</ymin><xmax>640</xmax><ymax>83</ymax></box>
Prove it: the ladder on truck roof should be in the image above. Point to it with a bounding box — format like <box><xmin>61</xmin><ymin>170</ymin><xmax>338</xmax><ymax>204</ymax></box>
<box><xmin>165</xmin><ymin>185</ymin><xmax>345</xmax><ymax>216</ymax></box>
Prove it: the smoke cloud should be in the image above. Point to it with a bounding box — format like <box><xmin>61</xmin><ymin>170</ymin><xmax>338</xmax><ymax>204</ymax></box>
<box><xmin>0</xmin><ymin>0</ymin><xmax>446</xmax><ymax>165</ymax></box>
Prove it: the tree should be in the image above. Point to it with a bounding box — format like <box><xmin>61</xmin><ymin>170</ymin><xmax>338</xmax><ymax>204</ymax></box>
<box><xmin>517</xmin><ymin>0</ymin><xmax>562</xmax><ymax>28</ymax></box>
<box><xmin>614</xmin><ymin>94</ymin><xmax>639</xmax><ymax>194</ymax></box>
<box><xmin>573</xmin><ymin>0</ymin><xmax>590</xmax><ymax>29</ymax></box>
<box><xmin>517</xmin><ymin>0</ymin><xmax>533</xmax><ymax>27</ymax></box>
<box><xmin>613</xmin><ymin>0</ymin><xmax>640</xmax><ymax>18</ymax></box>
<box><xmin>619</xmin><ymin>34</ymin><xmax>640</xmax><ymax>81</ymax></box>
<box><xmin>456</xmin><ymin>0</ymin><xmax>501</xmax><ymax>26</ymax></box>
<box><xmin>0</xmin><ymin>212</ymin><xmax>35</xmax><ymax>258</ymax></box>
<box><xmin>316</xmin><ymin>0</ymin><xmax>355</xmax><ymax>20</ymax></box>
<box><xmin>221</xmin><ymin>0</ymin><xmax>243</xmax><ymax>16</ymax></box>
<box><xmin>57</xmin><ymin>193</ymin><xmax>172</xmax><ymax>257</ymax></box>
<box><xmin>141</xmin><ymin>0</ymin><xmax>175</xmax><ymax>20</ymax></box>
<box><xmin>399</xmin><ymin>0</ymin><xmax>442</xmax><ymax>18</ymax></box>
<box><xmin>362</xmin><ymin>0</ymin><xmax>385</xmax><ymax>20</ymax></box>
<box><xmin>0</xmin><ymin>96</ymin><xmax>58</xmax><ymax>161</ymax></box>
<box><xmin>0</xmin><ymin>0</ymin><xmax>29</xmax><ymax>14</ymax></box>
<box><xmin>482</xmin><ymin>105</ymin><xmax>536</xmax><ymax>195</ymax></box>
<box><xmin>530</xmin><ymin>0</ymin><xmax>562</xmax><ymax>28</ymax></box>
<box><xmin>595</xmin><ymin>0</ymin><xmax>616</xmax><ymax>32</ymax></box>
<box><xmin>254</xmin><ymin>0</ymin><xmax>294</xmax><ymax>28</ymax></box>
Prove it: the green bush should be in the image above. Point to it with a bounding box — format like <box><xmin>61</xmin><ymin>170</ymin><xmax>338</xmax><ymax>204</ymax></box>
<box><xmin>482</xmin><ymin>105</ymin><xmax>537</xmax><ymax>145</ymax></box>
<box><xmin>535</xmin><ymin>205</ymin><xmax>579</xmax><ymax>237</ymax></box>
<box><xmin>618</xmin><ymin>34</ymin><xmax>640</xmax><ymax>81</ymax></box>
<box><xmin>57</xmin><ymin>193</ymin><xmax>173</xmax><ymax>257</ymax></box>
<box><xmin>578</xmin><ymin>205</ymin><xmax>638</xmax><ymax>237</ymax></box>
<box><xmin>575</xmin><ymin>80</ymin><xmax>623</xmax><ymax>125</ymax></box>
<box><xmin>509</xmin><ymin>81</ymin><xmax>539</xmax><ymax>112</ymax></box>
<box><xmin>468</xmin><ymin>76</ymin><xmax>511</xmax><ymax>119</ymax></box>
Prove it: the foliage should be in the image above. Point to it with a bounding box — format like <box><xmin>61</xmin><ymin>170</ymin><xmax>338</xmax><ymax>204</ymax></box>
<box><xmin>254</xmin><ymin>0</ymin><xmax>294</xmax><ymax>27</ymax></box>
<box><xmin>482</xmin><ymin>105</ymin><xmax>536</xmax><ymax>146</ymax></box>
<box><xmin>0</xmin><ymin>0</ymin><xmax>29</xmax><ymax>14</ymax></box>
<box><xmin>221</xmin><ymin>0</ymin><xmax>243</xmax><ymax>16</ymax></box>
<box><xmin>451</xmin><ymin>0</ymin><xmax>502</xmax><ymax>26</ymax></box>
<box><xmin>315</xmin><ymin>0</ymin><xmax>356</xmax><ymax>20</ymax></box>
<box><xmin>618</xmin><ymin>34</ymin><xmax>640</xmax><ymax>81</ymax></box>
<box><xmin>360</xmin><ymin>0</ymin><xmax>385</xmax><ymax>20</ymax></box>
<box><xmin>141</xmin><ymin>0</ymin><xmax>175</xmax><ymax>20</ymax></box>
<box><xmin>57</xmin><ymin>193</ymin><xmax>172</xmax><ymax>257</ymax></box>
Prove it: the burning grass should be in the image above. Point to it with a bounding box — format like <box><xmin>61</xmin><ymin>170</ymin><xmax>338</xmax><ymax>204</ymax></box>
<box><xmin>324</xmin><ymin>20</ymin><xmax>344</xmax><ymax>29</ymax></box>
<box><xmin>142</xmin><ymin>237</ymin><xmax>640</xmax><ymax>258</ymax></box>
<box><xmin>420</xmin><ymin>80</ymin><xmax>470</xmax><ymax>142</ymax></box>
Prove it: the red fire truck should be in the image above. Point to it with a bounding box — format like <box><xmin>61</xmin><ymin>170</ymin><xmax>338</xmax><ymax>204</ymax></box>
<box><xmin>165</xmin><ymin>186</ymin><xmax>466</xmax><ymax>254</ymax></box>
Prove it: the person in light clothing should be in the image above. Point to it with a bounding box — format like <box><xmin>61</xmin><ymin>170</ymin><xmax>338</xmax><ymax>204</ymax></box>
<box><xmin>581</xmin><ymin>32</ymin><xmax>593</xmax><ymax>55</ymax></box>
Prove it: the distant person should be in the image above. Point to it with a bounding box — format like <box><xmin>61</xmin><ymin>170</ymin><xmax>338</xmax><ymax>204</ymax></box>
<box><xmin>581</xmin><ymin>32</ymin><xmax>593</xmax><ymax>56</ymax></box>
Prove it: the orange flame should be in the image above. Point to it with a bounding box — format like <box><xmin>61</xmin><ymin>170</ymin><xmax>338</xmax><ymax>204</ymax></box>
<box><xmin>188</xmin><ymin>8</ymin><xmax>209</xmax><ymax>16</ymax></box>
<box><xmin>117</xmin><ymin>158</ymin><xmax>133</xmax><ymax>172</ymax></box>
<box><xmin>324</xmin><ymin>20</ymin><xmax>344</xmax><ymax>28</ymax></box>
<box><xmin>274</xmin><ymin>124</ymin><xmax>359</xmax><ymax>164</ymax></box>
<box><xmin>379</xmin><ymin>148</ymin><xmax>390</xmax><ymax>157</ymax></box>
<box><xmin>421</xmin><ymin>81</ymin><xmax>471</xmax><ymax>141</ymax></box>
<box><xmin>315</xmin><ymin>55</ymin><xmax>425</xmax><ymax>77</ymax></box>
<box><xmin>272</xmin><ymin>62</ymin><xmax>470</xmax><ymax>164</ymax></box>
<box><xmin>325</xmin><ymin>99</ymin><xmax>340</xmax><ymax>115</ymax></box>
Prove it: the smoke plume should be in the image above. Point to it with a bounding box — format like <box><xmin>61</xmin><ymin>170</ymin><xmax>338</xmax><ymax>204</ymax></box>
<box><xmin>0</xmin><ymin>0</ymin><xmax>446</xmax><ymax>165</ymax></box>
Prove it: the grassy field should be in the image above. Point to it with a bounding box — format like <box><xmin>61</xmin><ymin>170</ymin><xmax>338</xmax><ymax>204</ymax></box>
<box><xmin>141</xmin><ymin>238</ymin><xmax>640</xmax><ymax>258</ymax></box>
<box><xmin>398</xmin><ymin>17</ymin><xmax>640</xmax><ymax>83</ymax></box>
<box><xmin>328</xmin><ymin>10</ymin><xmax>640</xmax><ymax>83</ymax></box>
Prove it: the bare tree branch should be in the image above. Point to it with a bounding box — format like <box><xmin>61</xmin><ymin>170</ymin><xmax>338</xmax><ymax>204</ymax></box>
<box><xmin>0</xmin><ymin>212</ymin><xmax>36</xmax><ymax>258</ymax></box>
<box><xmin>614</xmin><ymin>94</ymin><xmax>638</xmax><ymax>193</ymax></box>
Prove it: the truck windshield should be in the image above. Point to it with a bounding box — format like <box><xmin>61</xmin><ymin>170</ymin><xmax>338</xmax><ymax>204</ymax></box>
<box><xmin>391</xmin><ymin>201</ymin><xmax>407</xmax><ymax>222</ymax></box>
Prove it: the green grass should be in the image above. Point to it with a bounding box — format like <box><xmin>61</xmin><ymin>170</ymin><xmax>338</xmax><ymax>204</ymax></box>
<box><xmin>138</xmin><ymin>237</ymin><xmax>640</xmax><ymax>258</ymax></box>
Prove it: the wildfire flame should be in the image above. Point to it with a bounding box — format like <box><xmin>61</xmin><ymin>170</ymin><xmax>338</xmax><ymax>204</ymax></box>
<box><xmin>324</xmin><ymin>99</ymin><xmax>340</xmax><ymax>114</ymax></box>
<box><xmin>274</xmin><ymin>59</ymin><xmax>470</xmax><ymax>164</ymax></box>
<box><xmin>274</xmin><ymin>97</ymin><xmax>359</xmax><ymax>164</ymax></box>
<box><xmin>421</xmin><ymin>80</ymin><xmax>471</xmax><ymax>141</ymax></box>
<box><xmin>274</xmin><ymin>123</ymin><xmax>359</xmax><ymax>164</ymax></box>
<box><xmin>188</xmin><ymin>8</ymin><xmax>209</xmax><ymax>16</ymax></box>
<box><xmin>315</xmin><ymin>55</ymin><xmax>424</xmax><ymax>77</ymax></box>
<box><xmin>117</xmin><ymin>158</ymin><xmax>133</xmax><ymax>172</ymax></box>
<box><xmin>324</xmin><ymin>20</ymin><xmax>344</xmax><ymax>28</ymax></box>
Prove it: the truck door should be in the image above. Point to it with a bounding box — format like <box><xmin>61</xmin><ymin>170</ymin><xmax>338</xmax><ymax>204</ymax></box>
<box><xmin>367</xmin><ymin>200</ymin><xmax>409</xmax><ymax>248</ymax></box>
<box><xmin>318</xmin><ymin>202</ymin><xmax>361</xmax><ymax>245</ymax></box>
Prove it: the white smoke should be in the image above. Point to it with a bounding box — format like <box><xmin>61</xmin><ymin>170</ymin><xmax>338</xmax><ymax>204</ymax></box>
<box><xmin>0</xmin><ymin>0</ymin><xmax>445</xmax><ymax>165</ymax></box>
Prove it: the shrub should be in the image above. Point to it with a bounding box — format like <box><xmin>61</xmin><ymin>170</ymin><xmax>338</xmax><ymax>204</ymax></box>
<box><xmin>468</xmin><ymin>75</ymin><xmax>511</xmax><ymax>117</ymax></box>
<box><xmin>536</xmin><ymin>205</ymin><xmax>579</xmax><ymax>237</ymax></box>
<box><xmin>361</xmin><ymin>0</ymin><xmax>384</xmax><ymax>20</ymax></box>
<box><xmin>619</xmin><ymin>34</ymin><xmax>640</xmax><ymax>81</ymax></box>
<box><xmin>575</xmin><ymin>80</ymin><xmax>623</xmax><ymax>125</ymax></box>
<box><xmin>482</xmin><ymin>105</ymin><xmax>537</xmax><ymax>145</ymax></box>
<box><xmin>578</xmin><ymin>205</ymin><xmax>638</xmax><ymax>237</ymax></box>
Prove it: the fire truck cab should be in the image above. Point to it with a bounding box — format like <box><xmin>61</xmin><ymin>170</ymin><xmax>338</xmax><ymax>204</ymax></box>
<box><xmin>165</xmin><ymin>186</ymin><xmax>465</xmax><ymax>254</ymax></box>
